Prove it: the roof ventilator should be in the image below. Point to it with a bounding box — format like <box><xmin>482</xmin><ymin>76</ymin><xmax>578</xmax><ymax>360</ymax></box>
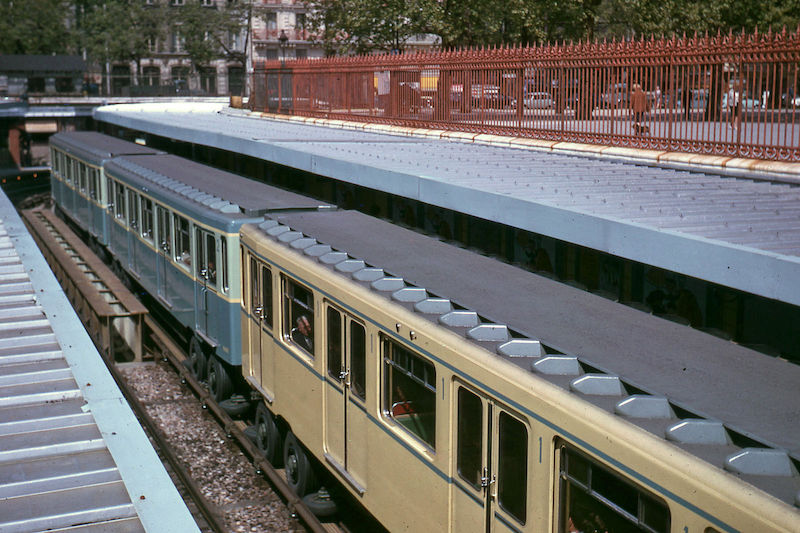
<box><xmin>439</xmin><ymin>310</ymin><xmax>479</xmax><ymax>328</ymax></box>
<box><xmin>352</xmin><ymin>268</ymin><xmax>385</xmax><ymax>282</ymax></box>
<box><xmin>371</xmin><ymin>277</ymin><xmax>405</xmax><ymax>292</ymax></box>
<box><xmin>570</xmin><ymin>375</ymin><xmax>626</xmax><ymax>396</ymax></box>
<box><xmin>725</xmin><ymin>449</ymin><xmax>797</xmax><ymax>477</ymax></box>
<box><xmin>319</xmin><ymin>252</ymin><xmax>348</xmax><ymax>265</ymax></box>
<box><xmin>415</xmin><ymin>298</ymin><xmax>453</xmax><ymax>315</ymax></box>
<box><xmin>665</xmin><ymin>420</ymin><xmax>729</xmax><ymax>445</ymax></box>
<box><xmin>335</xmin><ymin>260</ymin><xmax>366</xmax><ymax>273</ymax></box>
<box><xmin>497</xmin><ymin>339</ymin><xmax>545</xmax><ymax>358</ymax></box>
<box><xmin>615</xmin><ymin>396</ymin><xmax>673</xmax><ymax>419</ymax></box>
<box><xmin>304</xmin><ymin>244</ymin><xmax>333</xmax><ymax>258</ymax></box>
<box><xmin>393</xmin><ymin>288</ymin><xmax>428</xmax><ymax>303</ymax></box>
<box><xmin>533</xmin><ymin>356</ymin><xmax>582</xmax><ymax>376</ymax></box>
<box><xmin>290</xmin><ymin>238</ymin><xmax>317</xmax><ymax>250</ymax></box>
<box><xmin>468</xmin><ymin>324</ymin><xmax>510</xmax><ymax>342</ymax></box>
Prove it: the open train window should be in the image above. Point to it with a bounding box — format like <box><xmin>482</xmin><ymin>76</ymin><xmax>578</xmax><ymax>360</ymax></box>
<box><xmin>558</xmin><ymin>443</ymin><xmax>670</xmax><ymax>533</ymax></box>
<box><xmin>173</xmin><ymin>214</ymin><xmax>191</xmax><ymax>268</ymax></box>
<box><xmin>89</xmin><ymin>167</ymin><xmax>99</xmax><ymax>200</ymax></box>
<box><xmin>282</xmin><ymin>276</ymin><xmax>314</xmax><ymax>356</ymax></box>
<box><xmin>194</xmin><ymin>228</ymin><xmax>217</xmax><ymax>287</ymax></box>
<box><xmin>141</xmin><ymin>197</ymin><xmax>154</xmax><ymax>243</ymax></box>
<box><xmin>383</xmin><ymin>336</ymin><xmax>436</xmax><ymax>448</ymax></box>
<box><xmin>114</xmin><ymin>181</ymin><xmax>126</xmax><ymax>221</ymax></box>
<box><xmin>156</xmin><ymin>205</ymin><xmax>171</xmax><ymax>255</ymax></box>
<box><xmin>127</xmin><ymin>189</ymin><xmax>139</xmax><ymax>229</ymax></box>
<box><xmin>78</xmin><ymin>162</ymin><xmax>87</xmax><ymax>192</ymax></box>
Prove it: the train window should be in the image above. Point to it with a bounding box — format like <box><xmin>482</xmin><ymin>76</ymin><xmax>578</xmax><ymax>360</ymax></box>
<box><xmin>457</xmin><ymin>387</ymin><xmax>483</xmax><ymax>488</ymax></box>
<box><xmin>173</xmin><ymin>214</ymin><xmax>191</xmax><ymax>268</ymax></box>
<box><xmin>220</xmin><ymin>236</ymin><xmax>228</xmax><ymax>292</ymax></box>
<box><xmin>114</xmin><ymin>182</ymin><xmax>126</xmax><ymax>220</ymax></box>
<box><xmin>383</xmin><ymin>337</ymin><xmax>436</xmax><ymax>448</ymax></box>
<box><xmin>497</xmin><ymin>412</ymin><xmax>527</xmax><ymax>523</ymax></box>
<box><xmin>127</xmin><ymin>190</ymin><xmax>139</xmax><ymax>229</ymax></box>
<box><xmin>559</xmin><ymin>444</ymin><xmax>670</xmax><ymax>533</ymax></box>
<box><xmin>260</xmin><ymin>263</ymin><xmax>272</xmax><ymax>326</ymax></box>
<box><xmin>350</xmin><ymin>321</ymin><xmax>366</xmax><ymax>400</ymax></box>
<box><xmin>283</xmin><ymin>276</ymin><xmax>314</xmax><ymax>356</ymax></box>
<box><xmin>79</xmin><ymin>163</ymin><xmax>88</xmax><ymax>192</ymax></box>
<box><xmin>249</xmin><ymin>255</ymin><xmax>260</xmax><ymax>315</ymax></box>
<box><xmin>156</xmin><ymin>206</ymin><xmax>171</xmax><ymax>254</ymax></box>
<box><xmin>194</xmin><ymin>230</ymin><xmax>217</xmax><ymax>286</ymax></box>
<box><xmin>141</xmin><ymin>197</ymin><xmax>154</xmax><ymax>242</ymax></box>
<box><xmin>89</xmin><ymin>168</ymin><xmax>99</xmax><ymax>200</ymax></box>
<box><xmin>327</xmin><ymin>307</ymin><xmax>342</xmax><ymax>380</ymax></box>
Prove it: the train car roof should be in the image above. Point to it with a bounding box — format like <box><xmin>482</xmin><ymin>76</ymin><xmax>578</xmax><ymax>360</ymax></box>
<box><xmin>50</xmin><ymin>131</ymin><xmax>162</xmax><ymax>163</ymax></box>
<box><xmin>105</xmin><ymin>153</ymin><xmax>330</xmax><ymax>216</ymax></box>
<box><xmin>268</xmin><ymin>209</ymin><xmax>800</xmax><ymax>462</ymax></box>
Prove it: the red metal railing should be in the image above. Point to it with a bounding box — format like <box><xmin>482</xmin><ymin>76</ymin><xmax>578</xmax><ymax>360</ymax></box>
<box><xmin>251</xmin><ymin>27</ymin><xmax>800</xmax><ymax>162</ymax></box>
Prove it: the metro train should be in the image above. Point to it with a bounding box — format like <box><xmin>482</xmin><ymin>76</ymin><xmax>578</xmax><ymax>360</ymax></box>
<box><xmin>50</xmin><ymin>131</ymin><xmax>800</xmax><ymax>533</ymax></box>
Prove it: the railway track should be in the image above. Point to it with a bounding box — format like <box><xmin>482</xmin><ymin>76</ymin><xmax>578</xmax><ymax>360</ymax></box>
<box><xmin>21</xmin><ymin>204</ymin><xmax>349</xmax><ymax>533</ymax></box>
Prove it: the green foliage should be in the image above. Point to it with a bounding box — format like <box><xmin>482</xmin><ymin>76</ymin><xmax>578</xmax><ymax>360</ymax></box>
<box><xmin>305</xmin><ymin>0</ymin><xmax>800</xmax><ymax>51</ymax></box>
<box><xmin>81</xmin><ymin>0</ymin><xmax>167</xmax><ymax>73</ymax></box>
<box><xmin>0</xmin><ymin>0</ymin><xmax>74</xmax><ymax>55</ymax></box>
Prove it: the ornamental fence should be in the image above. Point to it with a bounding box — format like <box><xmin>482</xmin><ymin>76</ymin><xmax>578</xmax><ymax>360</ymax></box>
<box><xmin>250</xmin><ymin>27</ymin><xmax>800</xmax><ymax>162</ymax></box>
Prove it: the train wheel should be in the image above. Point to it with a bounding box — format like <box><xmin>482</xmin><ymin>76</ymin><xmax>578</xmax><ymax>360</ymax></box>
<box><xmin>254</xmin><ymin>402</ymin><xmax>282</xmax><ymax>467</ymax></box>
<box><xmin>283</xmin><ymin>431</ymin><xmax>318</xmax><ymax>496</ymax></box>
<box><xmin>207</xmin><ymin>356</ymin><xmax>233</xmax><ymax>402</ymax></box>
<box><xmin>302</xmin><ymin>487</ymin><xmax>338</xmax><ymax>518</ymax></box>
<box><xmin>188</xmin><ymin>336</ymin><xmax>208</xmax><ymax>380</ymax></box>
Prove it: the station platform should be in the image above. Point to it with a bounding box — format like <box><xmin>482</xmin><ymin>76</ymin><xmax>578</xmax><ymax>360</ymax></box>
<box><xmin>95</xmin><ymin>102</ymin><xmax>800</xmax><ymax>307</ymax></box>
<box><xmin>0</xmin><ymin>189</ymin><xmax>199</xmax><ymax>532</ymax></box>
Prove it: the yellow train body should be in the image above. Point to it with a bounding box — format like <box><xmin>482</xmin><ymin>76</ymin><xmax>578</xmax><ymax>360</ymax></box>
<box><xmin>240</xmin><ymin>220</ymin><xmax>799</xmax><ymax>533</ymax></box>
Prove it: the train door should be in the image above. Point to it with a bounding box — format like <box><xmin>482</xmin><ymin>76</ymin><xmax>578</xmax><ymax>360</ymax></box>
<box><xmin>324</xmin><ymin>304</ymin><xmax>368</xmax><ymax>492</ymax></box>
<box><xmin>247</xmin><ymin>254</ymin><xmax>274</xmax><ymax>397</ymax></box>
<box><xmin>127</xmin><ymin>189</ymin><xmax>140</xmax><ymax>275</ymax></box>
<box><xmin>194</xmin><ymin>228</ymin><xmax>219</xmax><ymax>341</ymax></box>
<box><xmin>155</xmin><ymin>205</ymin><xmax>172</xmax><ymax>305</ymax></box>
<box><xmin>452</xmin><ymin>384</ymin><xmax>529</xmax><ymax>533</ymax></box>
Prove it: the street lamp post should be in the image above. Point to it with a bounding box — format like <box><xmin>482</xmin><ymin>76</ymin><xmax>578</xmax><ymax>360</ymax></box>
<box><xmin>277</xmin><ymin>29</ymin><xmax>288</xmax><ymax>112</ymax></box>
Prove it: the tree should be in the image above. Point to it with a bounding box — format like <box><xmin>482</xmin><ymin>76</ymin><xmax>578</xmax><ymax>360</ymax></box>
<box><xmin>307</xmin><ymin>0</ymin><xmax>441</xmax><ymax>55</ymax></box>
<box><xmin>0</xmin><ymin>0</ymin><xmax>74</xmax><ymax>55</ymax></box>
<box><xmin>81</xmin><ymin>0</ymin><xmax>166</xmax><ymax>85</ymax></box>
<box><xmin>174</xmin><ymin>2</ymin><xmax>250</xmax><ymax>77</ymax></box>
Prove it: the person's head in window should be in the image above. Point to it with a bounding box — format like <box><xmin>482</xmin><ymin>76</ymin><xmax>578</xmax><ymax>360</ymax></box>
<box><xmin>292</xmin><ymin>315</ymin><xmax>313</xmax><ymax>352</ymax></box>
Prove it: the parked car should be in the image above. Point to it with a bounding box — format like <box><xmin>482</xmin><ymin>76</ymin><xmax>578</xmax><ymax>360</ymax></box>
<box><xmin>601</xmin><ymin>83</ymin><xmax>628</xmax><ymax>107</ymax></box>
<box><xmin>523</xmin><ymin>92</ymin><xmax>554</xmax><ymax>109</ymax></box>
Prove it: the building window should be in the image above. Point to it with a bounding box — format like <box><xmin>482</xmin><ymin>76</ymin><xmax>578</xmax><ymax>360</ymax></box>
<box><xmin>383</xmin><ymin>336</ymin><xmax>436</xmax><ymax>448</ymax></box>
<box><xmin>171</xmin><ymin>0</ymin><xmax>184</xmax><ymax>5</ymax></box>
<box><xmin>142</xmin><ymin>66</ymin><xmax>160</xmax><ymax>87</ymax></box>
<box><xmin>171</xmin><ymin>31</ymin><xmax>185</xmax><ymax>53</ymax></box>
<box><xmin>296</xmin><ymin>48</ymin><xmax>307</xmax><ymax>60</ymax></box>
<box><xmin>295</xmin><ymin>13</ymin><xmax>306</xmax><ymax>30</ymax></box>
<box><xmin>266</xmin><ymin>12</ymin><xmax>277</xmax><ymax>30</ymax></box>
<box><xmin>200</xmin><ymin>67</ymin><xmax>216</xmax><ymax>95</ymax></box>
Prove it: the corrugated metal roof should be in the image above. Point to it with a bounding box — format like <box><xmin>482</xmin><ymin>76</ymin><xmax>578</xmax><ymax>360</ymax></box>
<box><xmin>93</xmin><ymin>103</ymin><xmax>800</xmax><ymax>306</ymax></box>
<box><xmin>0</xmin><ymin>191</ymin><xmax>199</xmax><ymax>533</ymax></box>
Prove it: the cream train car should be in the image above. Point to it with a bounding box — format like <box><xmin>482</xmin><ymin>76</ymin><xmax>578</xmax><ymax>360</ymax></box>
<box><xmin>240</xmin><ymin>210</ymin><xmax>799</xmax><ymax>532</ymax></box>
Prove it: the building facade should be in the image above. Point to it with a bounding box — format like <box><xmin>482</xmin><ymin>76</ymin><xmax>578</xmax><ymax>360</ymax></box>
<box><xmin>106</xmin><ymin>0</ymin><xmax>323</xmax><ymax>97</ymax></box>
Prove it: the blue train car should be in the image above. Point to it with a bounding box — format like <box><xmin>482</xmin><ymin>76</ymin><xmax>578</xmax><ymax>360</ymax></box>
<box><xmin>51</xmin><ymin>132</ymin><xmax>330</xmax><ymax>400</ymax></box>
<box><xmin>49</xmin><ymin>132</ymin><xmax>162</xmax><ymax>245</ymax></box>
